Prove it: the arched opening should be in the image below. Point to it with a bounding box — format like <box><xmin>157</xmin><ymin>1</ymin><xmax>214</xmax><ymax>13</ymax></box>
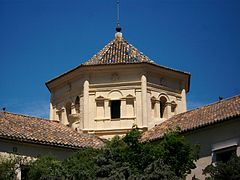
<box><xmin>160</xmin><ymin>96</ymin><xmax>167</xmax><ymax>118</ymax></box>
<box><xmin>108</xmin><ymin>90</ymin><xmax>122</xmax><ymax>120</ymax></box>
<box><xmin>75</xmin><ymin>96</ymin><xmax>80</xmax><ymax>113</ymax></box>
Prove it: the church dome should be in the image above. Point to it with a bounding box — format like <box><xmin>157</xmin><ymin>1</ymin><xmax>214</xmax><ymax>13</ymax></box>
<box><xmin>83</xmin><ymin>34</ymin><xmax>155</xmax><ymax>66</ymax></box>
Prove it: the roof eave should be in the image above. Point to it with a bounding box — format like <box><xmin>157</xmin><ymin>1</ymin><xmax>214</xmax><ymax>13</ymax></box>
<box><xmin>45</xmin><ymin>64</ymin><xmax>84</xmax><ymax>92</ymax></box>
<box><xmin>0</xmin><ymin>135</ymin><xmax>84</xmax><ymax>150</ymax></box>
<box><xmin>143</xmin><ymin>114</ymin><xmax>240</xmax><ymax>143</ymax></box>
<box><xmin>45</xmin><ymin>62</ymin><xmax>191</xmax><ymax>92</ymax></box>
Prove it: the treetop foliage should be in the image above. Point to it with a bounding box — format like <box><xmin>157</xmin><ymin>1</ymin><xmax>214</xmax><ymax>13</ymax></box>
<box><xmin>0</xmin><ymin>126</ymin><xmax>199</xmax><ymax>180</ymax></box>
<box><xmin>203</xmin><ymin>155</ymin><xmax>240</xmax><ymax>180</ymax></box>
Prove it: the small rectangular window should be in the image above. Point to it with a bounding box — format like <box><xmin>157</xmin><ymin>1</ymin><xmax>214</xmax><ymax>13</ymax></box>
<box><xmin>12</xmin><ymin>147</ymin><xmax>17</xmax><ymax>153</ymax></box>
<box><xmin>111</xmin><ymin>100</ymin><xmax>121</xmax><ymax>119</ymax></box>
<box><xmin>213</xmin><ymin>146</ymin><xmax>237</xmax><ymax>163</ymax></box>
<box><xmin>21</xmin><ymin>165</ymin><xmax>30</xmax><ymax>180</ymax></box>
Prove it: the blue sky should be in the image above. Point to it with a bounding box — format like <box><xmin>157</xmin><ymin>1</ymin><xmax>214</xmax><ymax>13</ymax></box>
<box><xmin>0</xmin><ymin>0</ymin><xmax>239</xmax><ymax>118</ymax></box>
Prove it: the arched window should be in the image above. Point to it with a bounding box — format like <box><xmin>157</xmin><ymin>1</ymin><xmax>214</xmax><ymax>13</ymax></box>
<box><xmin>108</xmin><ymin>90</ymin><xmax>122</xmax><ymax>120</ymax></box>
<box><xmin>75</xmin><ymin>96</ymin><xmax>80</xmax><ymax>113</ymax></box>
<box><xmin>160</xmin><ymin>96</ymin><xmax>167</xmax><ymax>118</ymax></box>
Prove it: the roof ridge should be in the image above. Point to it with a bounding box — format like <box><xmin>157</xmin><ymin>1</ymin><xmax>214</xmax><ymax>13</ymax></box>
<box><xmin>176</xmin><ymin>94</ymin><xmax>240</xmax><ymax>118</ymax></box>
<box><xmin>0</xmin><ymin>111</ymin><xmax>49</xmax><ymax>121</ymax></box>
<box><xmin>141</xmin><ymin>94</ymin><xmax>240</xmax><ymax>142</ymax></box>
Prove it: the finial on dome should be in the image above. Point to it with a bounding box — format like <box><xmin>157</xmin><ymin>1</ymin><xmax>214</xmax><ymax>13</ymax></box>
<box><xmin>116</xmin><ymin>23</ymin><xmax>121</xmax><ymax>32</ymax></box>
<box><xmin>116</xmin><ymin>0</ymin><xmax>121</xmax><ymax>33</ymax></box>
<box><xmin>115</xmin><ymin>0</ymin><xmax>122</xmax><ymax>40</ymax></box>
<box><xmin>115</xmin><ymin>31</ymin><xmax>122</xmax><ymax>41</ymax></box>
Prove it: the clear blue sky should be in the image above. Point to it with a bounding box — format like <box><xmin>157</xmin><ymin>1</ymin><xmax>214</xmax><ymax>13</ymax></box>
<box><xmin>0</xmin><ymin>0</ymin><xmax>239</xmax><ymax>118</ymax></box>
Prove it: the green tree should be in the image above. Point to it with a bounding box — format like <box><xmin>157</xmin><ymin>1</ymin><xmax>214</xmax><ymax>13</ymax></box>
<box><xmin>0</xmin><ymin>154</ymin><xmax>18</xmax><ymax>180</ymax></box>
<box><xmin>27</xmin><ymin>156</ymin><xmax>63</xmax><ymax>180</ymax></box>
<box><xmin>0</xmin><ymin>127</ymin><xmax>198</xmax><ymax>179</ymax></box>
<box><xmin>0</xmin><ymin>154</ymin><xmax>29</xmax><ymax>180</ymax></box>
<box><xmin>159</xmin><ymin>130</ymin><xmax>199</xmax><ymax>177</ymax></box>
<box><xmin>203</xmin><ymin>155</ymin><xmax>240</xmax><ymax>180</ymax></box>
<box><xmin>94</xmin><ymin>126</ymin><xmax>198</xmax><ymax>179</ymax></box>
<box><xmin>63</xmin><ymin>148</ymin><xmax>100</xmax><ymax>180</ymax></box>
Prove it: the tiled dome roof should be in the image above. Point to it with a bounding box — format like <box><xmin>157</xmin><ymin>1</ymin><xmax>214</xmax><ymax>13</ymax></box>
<box><xmin>83</xmin><ymin>34</ymin><xmax>154</xmax><ymax>65</ymax></box>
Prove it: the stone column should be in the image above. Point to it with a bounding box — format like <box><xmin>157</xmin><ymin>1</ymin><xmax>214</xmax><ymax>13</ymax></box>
<box><xmin>181</xmin><ymin>89</ymin><xmax>187</xmax><ymax>112</ymax></box>
<box><xmin>155</xmin><ymin>101</ymin><xmax>160</xmax><ymax>118</ymax></box>
<box><xmin>141</xmin><ymin>75</ymin><xmax>148</xmax><ymax>127</ymax></box>
<box><xmin>71</xmin><ymin>104</ymin><xmax>76</xmax><ymax>114</ymax></box>
<box><xmin>62</xmin><ymin>108</ymin><xmax>68</xmax><ymax>125</ymax></box>
<box><xmin>147</xmin><ymin>90</ymin><xmax>151</xmax><ymax>126</ymax></box>
<box><xmin>53</xmin><ymin>105</ymin><xmax>57</xmax><ymax>120</ymax></box>
<box><xmin>83</xmin><ymin>80</ymin><xmax>89</xmax><ymax>129</ymax></box>
<box><xmin>166</xmin><ymin>102</ymin><xmax>172</xmax><ymax>119</ymax></box>
<box><xmin>49</xmin><ymin>102</ymin><xmax>54</xmax><ymax>120</ymax></box>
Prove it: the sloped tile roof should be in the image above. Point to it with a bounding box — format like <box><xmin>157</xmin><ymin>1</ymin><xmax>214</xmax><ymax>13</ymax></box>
<box><xmin>46</xmin><ymin>35</ymin><xmax>190</xmax><ymax>89</ymax></box>
<box><xmin>83</xmin><ymin>38</ymin><xmax>154</xmax><ymax>65</ymax></box>
<box><xmin>0</xmin><ymin>112</ymin><xmax>105</xmax><ymax>149</ymax></box>
<box><xmin>141</xmin><ymin>95</ymin><xmax>240</xmax><ymax>142</ymax></box>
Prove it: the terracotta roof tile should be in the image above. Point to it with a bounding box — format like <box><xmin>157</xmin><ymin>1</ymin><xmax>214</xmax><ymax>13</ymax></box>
<box><xmin>83</xmin><ymin>38</ymin><xmax>154</xmax><ymax>65</ymax></box>
<box><xmin>46</xmin><ymin>36</ymin><xmax>190</xmax><ymax>88</ymax></box>
<box><xmin>0</xmin><ymin>112</ymin><xmax>105</xmax><ymax>149</ymax></box>
<box><xmin>141</xmin><ymin>95</ymin><xmax>240</xmax><ymax>142</ymax></box>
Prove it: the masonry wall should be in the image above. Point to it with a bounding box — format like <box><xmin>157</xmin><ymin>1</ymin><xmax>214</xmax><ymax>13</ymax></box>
<box><xmin>49</xmin><ymin>64</ymin><xmax>188</xmax><ymax>138</ymax></box>
<box><xmin>0</xmin><ymin>139</ymin><xmax>77</xmax><ymax>160</ymax></box>
<box><xmin>185</xmin><ymin>118</ymin><xmax>240</xmax><ymax>180</ymax></box>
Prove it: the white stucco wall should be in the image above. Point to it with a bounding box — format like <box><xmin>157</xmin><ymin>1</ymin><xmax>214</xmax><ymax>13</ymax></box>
<box><xmin>48</xmin><ymin>63</ymin><xmax>189</xmax><ymax>138</ymax></box>
<box><xmin>185</xmin><ymin>118</ymin><xmax>240</xmax><ymax>180</ymax></box>
<box><xmin>0</xmin><ymin>139</ymin><xmax>77</xmax><ymax>160</ymax></box>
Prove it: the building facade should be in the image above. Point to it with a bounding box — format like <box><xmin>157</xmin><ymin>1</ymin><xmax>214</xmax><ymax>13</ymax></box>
<box><xmin>46</xmin><ymin>31</ymin><xmax>190</xmax><ymax>138</ymax></box>
<box><xmin>0</xmin><ymin>112</ymin><xmax>104</xmax><ymax>160</ymax></box>
<box><xmin>141</xmin><ymin>95</ymin><xmax>240</xmax><ymax>179</ymax></box>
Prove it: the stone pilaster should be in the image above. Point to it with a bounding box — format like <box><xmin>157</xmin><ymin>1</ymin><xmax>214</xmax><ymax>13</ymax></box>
<box><xmin>181</xmin><ymin>89</ymin><xmax>187</xmax><ymax>112</ymax></box>
<box><xmin>83</xmin><ymin>80</ymin><xmax>89</xmax><ymax>129</ymax></box>
<box><xmin>141</xmin><ymin>75</ymin><xmax>147</xmax><ymax>127</ymax></box>
<box><xmin>49</xmin><ymin>102</ymin><xmax>53</xmax><ymax>120</ymax></box>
